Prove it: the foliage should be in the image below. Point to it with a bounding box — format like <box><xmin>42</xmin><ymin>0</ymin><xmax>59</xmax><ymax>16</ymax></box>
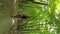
<box><xmin>0</xmin><ymin>0</ymin><xmax>60</xmax><ymax>34</ymax></box>
<box><xmin>17</xmin><ymin>0</ymin><xmax>60</xmax><ymax>34</ymax></box>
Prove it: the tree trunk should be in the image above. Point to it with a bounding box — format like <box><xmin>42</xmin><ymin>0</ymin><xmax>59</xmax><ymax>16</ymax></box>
<box><xmin>10</xmin><ymin>0</ymin><xmax>18</xmax><ymax>34</ymax></box>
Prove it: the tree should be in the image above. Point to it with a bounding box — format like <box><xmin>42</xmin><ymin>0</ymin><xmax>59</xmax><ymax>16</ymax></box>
<box><xmin>0</xmin><ymin>0</ymin><xmax>60</xmax><ymax>34</ymax></box>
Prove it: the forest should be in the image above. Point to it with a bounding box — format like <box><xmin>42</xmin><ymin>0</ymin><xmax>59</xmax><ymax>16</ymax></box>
<box><xmin>0</xmin><ymin>0</ymin><xmax>60</xmax><ymax>34</ymax></box>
